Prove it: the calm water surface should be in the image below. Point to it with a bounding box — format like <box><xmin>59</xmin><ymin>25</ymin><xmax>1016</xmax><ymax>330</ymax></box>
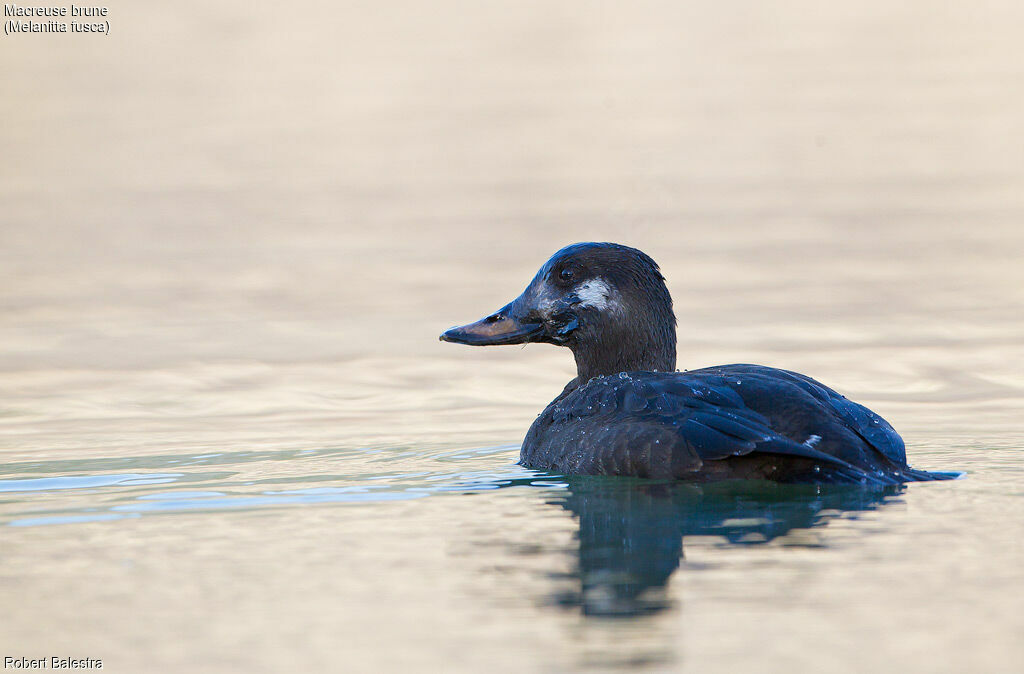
<box><xmin>2</xmin><ymin>1</ymin><xmax>1024</xmax><ymax>672</ymax></box>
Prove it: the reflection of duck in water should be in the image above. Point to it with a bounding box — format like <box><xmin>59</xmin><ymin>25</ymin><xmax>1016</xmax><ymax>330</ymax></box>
<box><xmin>442</xmin><ymin>242</ymin><xmax>958</xmax><ymax>484</ymax></box>
<box><xmin>551</xmin><ymin>477</ymin><xmax>904</xmax><ymax>617</ymax></box>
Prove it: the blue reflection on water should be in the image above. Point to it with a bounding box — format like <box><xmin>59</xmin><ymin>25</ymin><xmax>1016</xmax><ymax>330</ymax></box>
<box><xmin>0</xmin><ymin>473</ymin><xmax>183</xmax><ymax>492</ymax></box>
<box><xmin>546</xmin><ymin>477</ymin><xmax>906</xmax><ymax>617</ymax></box>
<box><xmin>0</xmin><ymin>442</ymin><xmax>920</xmax><ymax>620</ymax></box>
<box><xmin>113</xmin><ymin>486</ymin><xmax>427</xmax><ymax>512</ymax></box>
<box><xmin>0</xmin><ymin>446</ymin><xmax>563</xmax><ymax>524</ymax></box>
<box><xmin>0</xmin><ymin>443</ymin><xmax>945</xmax><ymax>626</ymax></box>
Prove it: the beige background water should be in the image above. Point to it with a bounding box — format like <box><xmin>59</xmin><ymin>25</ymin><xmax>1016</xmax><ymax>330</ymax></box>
<box><xmin>2</xmin><ymin>1</ymin><xmax>1023</xmax><ymax>672</ymax></box>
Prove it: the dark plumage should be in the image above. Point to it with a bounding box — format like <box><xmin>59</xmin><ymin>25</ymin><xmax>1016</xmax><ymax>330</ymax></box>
<box><xmin>441</xmin><ymin>242</ymin><xmax>956</xmax><ymax>484</ymax></box>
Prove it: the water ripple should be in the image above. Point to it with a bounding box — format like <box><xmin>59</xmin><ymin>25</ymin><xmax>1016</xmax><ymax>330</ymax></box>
<box><xmin>0</xmin><ymin>445</ymin><xmax>563</xmax><ymax>526</ymax></box>
<box><xmin>0</xmin><ymin>473</ymin><xmax>183</xmax><ymax>493</ymax></box>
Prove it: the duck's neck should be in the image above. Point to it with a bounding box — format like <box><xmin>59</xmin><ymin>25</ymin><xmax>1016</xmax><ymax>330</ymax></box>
<box><xmin>570</xmin><ymin>322</ymin><xmax>677</xmax><ymax>381</ymax></box>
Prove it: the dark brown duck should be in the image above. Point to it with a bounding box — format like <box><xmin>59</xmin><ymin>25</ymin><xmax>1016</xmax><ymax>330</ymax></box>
<box><xmin>440</xmin><ymin>242</ymin><xmax>955</xmax><ymax>484</ymax></box>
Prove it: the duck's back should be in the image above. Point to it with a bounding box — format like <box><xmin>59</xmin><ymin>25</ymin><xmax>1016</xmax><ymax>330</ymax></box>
<box><xmin>521</xmin><ymin>364</ymin><xmax>947</xmax><ymax>484</ymax></box>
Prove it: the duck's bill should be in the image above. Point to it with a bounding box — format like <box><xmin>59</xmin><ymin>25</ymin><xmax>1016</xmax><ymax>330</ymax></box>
<box><xmin>440</xmin><ymin>304</ymin><xmax>544</xmax><ymax>346</ymax></box>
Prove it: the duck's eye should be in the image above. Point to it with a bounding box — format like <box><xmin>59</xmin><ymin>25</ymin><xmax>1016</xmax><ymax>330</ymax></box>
<box><xmin>558</xmin><ymin>268</ymin><xmax>575</xmax><ymax>283</ymax></box>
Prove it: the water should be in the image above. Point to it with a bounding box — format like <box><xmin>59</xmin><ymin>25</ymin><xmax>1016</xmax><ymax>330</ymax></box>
<box><xmin>2</xmin><ymin>1</ymin><xmax>1024</xmax><ymax>672</ymax></box>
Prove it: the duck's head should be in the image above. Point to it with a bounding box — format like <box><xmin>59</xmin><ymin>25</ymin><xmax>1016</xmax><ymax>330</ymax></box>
<box><xmin>440</xmin><ymin>242</ymin><xmax>677</xmax><ymax>380</ymax></box>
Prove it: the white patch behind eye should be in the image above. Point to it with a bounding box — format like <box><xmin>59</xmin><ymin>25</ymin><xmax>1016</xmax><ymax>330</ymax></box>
<box><xmin>575</xmin><ymin>278</ymin><xmax>616</xmax><ymax>310</ymax></box>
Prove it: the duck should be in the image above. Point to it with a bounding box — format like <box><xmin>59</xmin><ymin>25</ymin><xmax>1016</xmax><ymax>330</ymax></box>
<box><xmin>440</xmin><ymin>242</ymin><xmax>955</xmax><ymax>484</ymax></box>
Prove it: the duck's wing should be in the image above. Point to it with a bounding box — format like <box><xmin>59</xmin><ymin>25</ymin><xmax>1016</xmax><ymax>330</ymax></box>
<box><xmin>781</xmin><ymin>369</ymin><xmax>907</xmax><ymax>465</ymax></box>
<box><xmin>521</xmin><ymin>373</ymin><xmax>864</xmax><ymax>479</ymax></box>
<box><xmin>696</xmin><ymin>364</ymin><xmax>907</xmax><ymax>467</ymax></box>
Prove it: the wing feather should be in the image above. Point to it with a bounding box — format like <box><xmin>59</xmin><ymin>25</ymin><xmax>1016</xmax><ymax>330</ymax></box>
<box><xmin>522</xmin><ymin>372</ymin><xmax>861</xmax><ymax>478</ymax></box>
